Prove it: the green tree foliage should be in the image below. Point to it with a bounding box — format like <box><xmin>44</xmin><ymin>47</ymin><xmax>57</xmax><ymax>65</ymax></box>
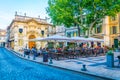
<box><xmin>47</xmin><ymin>0</ymin><xmax>120</xmax><ymax>36</ymax></box>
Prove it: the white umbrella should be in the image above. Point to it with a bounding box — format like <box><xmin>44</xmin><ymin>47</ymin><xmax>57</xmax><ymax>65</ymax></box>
<box><xmin>29</xmin><ymin>37</ymin><xmax>43</xmax><ymax>41</ymax></box>
<box><xmin>42</xmin><ymin>35</ymin><xmax>70</xmax><ymax>49</ymax></box>
<box><xmin>70</xmin><ymin>36</ymin><xmax>87</xmax><ymax>42</ymax></box>
<box><xmin>43</xmin><ymin>35</ymin><xmax>70</xmax><ymax>41</ymax></box>
<box><xmin>86</xmin><ymin>37</ymin><xmax>104</xmax><ymax>42</ymax></box>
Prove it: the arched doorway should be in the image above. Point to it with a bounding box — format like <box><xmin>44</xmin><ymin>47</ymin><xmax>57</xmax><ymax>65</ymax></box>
<box><xmin>29</xmin><ymin>35</ymin><xmax>36</xmax><ymax>49</ymax></box>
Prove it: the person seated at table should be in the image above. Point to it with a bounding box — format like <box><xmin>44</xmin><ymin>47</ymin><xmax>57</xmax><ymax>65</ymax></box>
<box><xmin>57</xmin><ymin>47</ymin><xmax>62</xmax><ymax>53</ymax></box>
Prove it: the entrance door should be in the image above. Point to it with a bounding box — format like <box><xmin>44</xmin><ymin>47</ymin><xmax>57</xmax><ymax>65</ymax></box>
<box><xmin>29</xmin><ymin>35</ymin><xmax>36</xmax><ymax>49</ymax></box>
<box><xmin>114</xmin><ymin>39</ymin><xmax>118</xmax><ymax>48</ymax></box>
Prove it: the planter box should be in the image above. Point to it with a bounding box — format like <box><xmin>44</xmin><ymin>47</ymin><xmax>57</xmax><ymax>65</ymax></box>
<box><xmin>106</xmin><ymin>54</ymin><xmax>114</xmax><ymax>67</ymax></box>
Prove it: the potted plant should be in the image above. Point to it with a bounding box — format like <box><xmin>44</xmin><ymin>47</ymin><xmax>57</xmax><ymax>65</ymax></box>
<box><xmin>106</xmin><ymin>50</ymin><xmax>114</xmax><ymax>67</ymax></box>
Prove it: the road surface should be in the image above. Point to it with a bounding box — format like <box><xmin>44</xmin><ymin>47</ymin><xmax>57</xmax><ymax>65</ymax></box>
<box><xmin>0</xmin><ymin>48</ymin><xmax>108</xmax><ymax>80</ymax></box>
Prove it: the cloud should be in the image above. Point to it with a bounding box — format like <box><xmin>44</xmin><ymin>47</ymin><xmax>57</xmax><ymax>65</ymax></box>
<box><xmin>0</xmin><ymin>12</ymin><xmax>14</xmax><ymax>29</ymax></box>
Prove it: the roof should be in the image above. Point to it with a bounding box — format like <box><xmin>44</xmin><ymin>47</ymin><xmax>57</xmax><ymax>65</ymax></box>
<box><xmin>8</xmin><ymin>15</ymin><xmax>52</xmax><ymax>29</ymax></box>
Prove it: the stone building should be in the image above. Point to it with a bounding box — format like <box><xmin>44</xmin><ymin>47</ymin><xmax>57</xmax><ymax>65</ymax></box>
<box><xmin>7</xmin><ymin>13</ymin><xmax>53</xmax><ymax>51</ymax></box>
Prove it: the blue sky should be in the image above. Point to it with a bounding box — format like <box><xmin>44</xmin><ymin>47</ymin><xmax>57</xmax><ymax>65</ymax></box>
<box><xmin>0</xmin><ymin>0</ymin><xmax>49</xmax><ymax>29</ymax></box>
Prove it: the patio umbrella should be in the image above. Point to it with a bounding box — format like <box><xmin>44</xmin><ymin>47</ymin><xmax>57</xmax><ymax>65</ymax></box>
<box><xmin>70</xmin><ymin>37</ymin><xmax>88</xmax><ymax>51</ymax></box>
<box><xmin>86</xmin><ymin>37</ymin><xmax>104</xmax><ymax>42</ymax></box>
<box><xmin>42</xmin><ymin>35</ymin><xmax>70</xmax><ymax>41</ymax></box>
<box><xmin>42</xmin><ymin>35</ymin><xmax>71</xmax><ymax>49</ymax></box>
<box><xmin>29</xmin><ymin>37</ymin><xmax>43</xmax><ymax>41</ymax></box>
<box><xmin>70</xmin><ymin>36</ymin><xmax>88</xmax><ymax>42</ymax></box>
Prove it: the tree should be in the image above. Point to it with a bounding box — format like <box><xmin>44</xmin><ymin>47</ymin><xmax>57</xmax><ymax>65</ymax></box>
<box><xmin>47</xmin><ymin>0</ymin><xmax>120</xmax><ymax>36</ymax></box>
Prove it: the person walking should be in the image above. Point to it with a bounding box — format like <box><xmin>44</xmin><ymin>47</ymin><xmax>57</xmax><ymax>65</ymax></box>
<box><xmin>118</xmin><ymin>55</ymin><xmax>120</xmax><ymax>66</ymax></box>
<box><xmin>23</xmin><ymin>48</ymin><xmax>27</xmax><ymax>57</ymax></box>
<box><xmin>32</xmin><ymin>47</ymin><xmax>37</xmax><ymax>60</ymax></box>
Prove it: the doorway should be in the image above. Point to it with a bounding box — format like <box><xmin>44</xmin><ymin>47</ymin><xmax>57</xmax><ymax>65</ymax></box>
<box><xmin>29</xmin><ymin>35</ymin><xmax>36</xmax><ymax>49</ymax></box>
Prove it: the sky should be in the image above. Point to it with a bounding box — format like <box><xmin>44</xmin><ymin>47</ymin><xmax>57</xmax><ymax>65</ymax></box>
<box><xmin>0</xmin><ymin>0</ymin><xmax>49</xmax><ymax>29</ymax></box>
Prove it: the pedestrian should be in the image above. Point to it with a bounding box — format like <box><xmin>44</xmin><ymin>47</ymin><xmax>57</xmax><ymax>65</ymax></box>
<box><xmin>27</xmin><ymin>47</ymin><xmax>31</xmax><ymax>59</ymax></box>
<box><xmin>32</xmin><ymin>47</ymin><xmax>37</xmax><ymax>60</ymax></box>
<box><xmin>37</xmin><ymin>47</ymin><xmax>42</xmax><ymax>56</ymax></box>
<box><xmin>117</xmin><ymin>55</ymin><xmax>120</xmax><ymax>66</ymax></box>
<box><xmin>23</xmin><ymin>48</ymin><xmax>27</xmax><ymax>57</ymax></box>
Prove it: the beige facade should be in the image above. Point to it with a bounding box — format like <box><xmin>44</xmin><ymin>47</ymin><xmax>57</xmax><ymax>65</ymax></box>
<box><xmin>7</xmin><ymin>13</ymin><xmax>53</xmax><ymax>51</ymax></box>
<box><xmin>103</xmin><ymin>14</ymin><xmax>120</xmax><ymax>47</ymax></box>
<box><xmin>91</xmin><ymin>13</ymin><xmax>120</xmax><ymax>47</ymax></box>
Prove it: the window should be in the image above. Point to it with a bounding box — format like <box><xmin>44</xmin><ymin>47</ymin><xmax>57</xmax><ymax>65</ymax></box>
<box><xmin>41</xmin><ymin>30</ymin><xmax>44</xmax><ymax>36</ymax></box>
<box><xmin>97</xmin><ymin>26</ymin><xmax>102</xmax><ymax>33</ymax></box>
<box><xmin>113</xmin><ymin>26</ymin><xmax>117</xmax><ymax>34</ymax></box>
<box><xmin>19</xmin><ymin>28</ymin><xmax>23</xmax><ymax>33</ymax></box>
<box><xmin>18</xmin><ymin>39</ymin><xmax>23</xmax><ymax>46</ymax></box>
<box><xmin>111</xmin><ymin>16</ymin><xmax>116</xmax><ymax>21</ymax></box>
<box><xmin>110</xmin><ymin>26</ymin><xmax>117</xmax><ymax>34</ymax></box>
<box><xmin>67</xmin><ymin>32</ymin><xmax>71</xmax><ymax>37</ymax></box>
<box><xmin>74</xmin><ymin>32</ymin><xmax>76</xmax><ymax>37</ymax></box>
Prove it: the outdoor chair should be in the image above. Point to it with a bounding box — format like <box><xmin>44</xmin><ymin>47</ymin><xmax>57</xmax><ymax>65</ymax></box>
<box><xmin>68</xmin><ymin>50</ymin><xmax>75</xmax><ymax>59</ymax></box>
<box><xmin>81</xmin><ymin>48</ymin><xmax>85</xmax><ymax>57</ymax></box>
<box><xmin>75</xmin><ymin>50</ymin><xmax>80</xmax><ymax>58</ymax></box>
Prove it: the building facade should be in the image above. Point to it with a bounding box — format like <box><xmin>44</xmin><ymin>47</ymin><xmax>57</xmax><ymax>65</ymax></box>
<box><xmin>55</xmin><ymin>26</ymin><xmax>65</xmax><ymax>36</ymax></box>
<box><xmin>65</xmin><ymin>27</ymin><xmax>78</xmax><ymax>37</ymax></box>
<box><xmin>89</xmin><ymin>13</ymin><xmax>120</xmax><ymax>47</ymax></box>
<box><xmin>0</xmin><ymin>29</ymin><xmax>6</xmax><ymax>47</ymax></box>
<box><xmin>103</xmin><ymin>14</ymin><xmax>120</xmax><ymax>47</ymax></box>
<box><xmin>7</xmin><ymin>13</ymin><xmax>53</xmax><ymax>51</ymax></box>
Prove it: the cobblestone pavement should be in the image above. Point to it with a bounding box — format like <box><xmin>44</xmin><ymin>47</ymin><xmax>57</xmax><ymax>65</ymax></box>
<box><xmin>0</xmin><ymin>48</ymin><xmax>109</xmax><ymax>80</ymax></box>
<box><xmin>14</xmin><ymin>49</ymin><xmax>120</xmax><ymax>80</ymax></box>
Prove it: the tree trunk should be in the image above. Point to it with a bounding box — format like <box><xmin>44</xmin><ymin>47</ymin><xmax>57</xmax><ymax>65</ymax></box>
<box><xmin>88</xmin><ymin>20</ymin><xmax>97</xmax><ymax>37</ymax></box>
<box><xmin>88</xmin><ymin>27</ymin><xmax>92</xmax><ymax>37</ymax></box>
<box><xmin>77</xmin><ymin>25</ymin><xmax>80</xmax><ymax>37</ymax></box>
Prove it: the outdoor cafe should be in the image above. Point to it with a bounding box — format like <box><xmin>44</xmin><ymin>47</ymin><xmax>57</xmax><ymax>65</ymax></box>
<box><xmin>25</xmin><ymin>35</ymin><xmax>105</xmax><ymax>60</ymax></box>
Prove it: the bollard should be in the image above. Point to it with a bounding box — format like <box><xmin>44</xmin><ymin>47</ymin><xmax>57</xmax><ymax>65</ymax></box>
<box><xmin>33</xmin><ymin>55</ymin><xmax>36</xmax><ymax>60</ymax></box>
<box><xmin>28</xmin><ymin>55</ymin><xmax>30</xmax><ymax>59</ymax></box>
<box><xmin>81</xmin><ymin>64</ymin><xmax>87</xmax><ymax>71</ymax></box>
<box><xmin>49</xmin><ymin>57</ymin><xmax>53</xmax><ymax>64</ymax></box>
<box><xmin>24</xmin><ymin>54</ymin><xmax>26</xmax><ymax>57</ymax></box>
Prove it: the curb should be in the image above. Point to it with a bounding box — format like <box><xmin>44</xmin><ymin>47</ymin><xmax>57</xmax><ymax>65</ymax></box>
<box><xmin>6</xmin><ymin>48</ymin><xmax>114</xmax><ymax>80</ymax></box>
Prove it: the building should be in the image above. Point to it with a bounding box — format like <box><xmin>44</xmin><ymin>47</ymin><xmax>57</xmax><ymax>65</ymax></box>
<box><xmin>0</xmin><ymin>29</ymin><xmax>6</xmax><ymax>47</ymax></box>
<box><xmin>55</xmin><ymin>26</ymin><xmax>65</xmax><ymax>36</ymax></box>
<box><xmin>103</xmin><ymin>14</ymin><xmax>120</xmax><ymax>47</ymax></box>
<box><xmin>89</xmin><ymin>13</ymin><xmax>120</xmax><ymax>47</ymax></box>
<box><xmin>65</xmin><ymin>27</ymin><xmax>78</xmax><ymax>37</ymax></box>
<box><xmin>7</xmin><ymin>12</ymin><xmax>53</xmax><ymax>51</ymax></box>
